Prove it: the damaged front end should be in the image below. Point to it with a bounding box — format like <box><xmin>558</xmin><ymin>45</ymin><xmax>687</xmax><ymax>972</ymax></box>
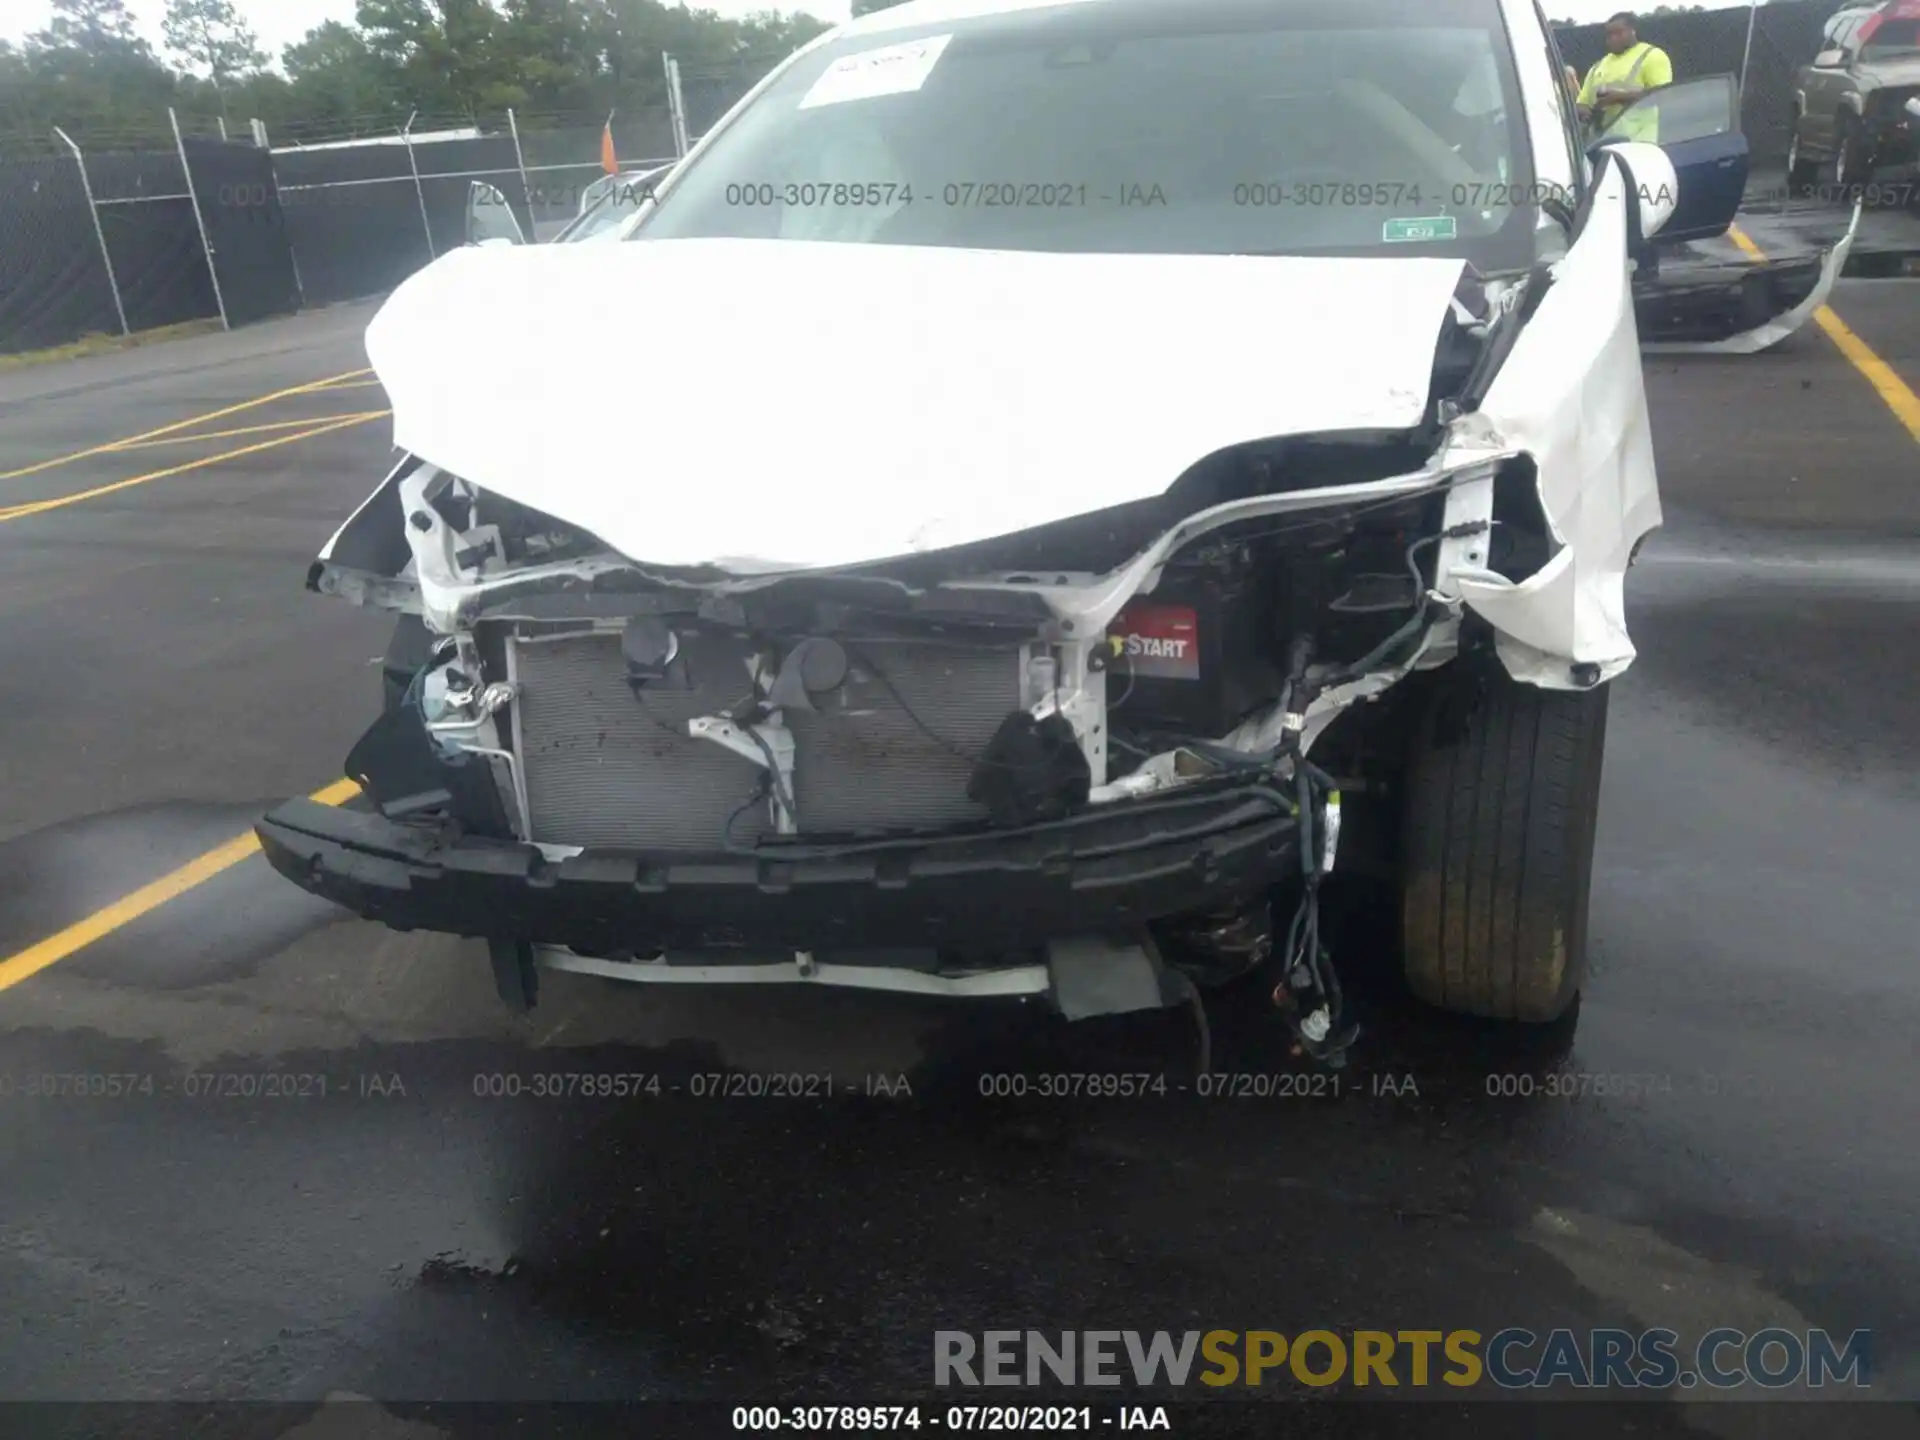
<box><xmin>268</xmin><ymin>427</ymin><xmax>1536</xmax><ymax>1059</ymax></box>
<box><xmin>261</xmin><ymin>157</ymin><xmax>1663</xmax><ymax>1052</ymax></box>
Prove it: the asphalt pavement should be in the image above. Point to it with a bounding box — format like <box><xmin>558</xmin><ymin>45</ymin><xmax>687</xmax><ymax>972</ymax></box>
<box><xmin>1</xmin><ymin>280</ymin><xmax>1918</xmax><ymax>1440</ymax></box>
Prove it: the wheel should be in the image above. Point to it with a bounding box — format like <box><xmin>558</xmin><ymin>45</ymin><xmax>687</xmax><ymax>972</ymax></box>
<box><xmin>1399</xmin><ymin>667</ymin><xmax>1610</xmax><ymax>1023</ymax></box>
<box><xmin>1785</xmin><ymin>122</ymin><xmax>1818</xmax><ymax>193</ymax></box>
<box><xmin>1833</xmin><ymin>113</ymin><xmax>1870</xmax><ymax>198</ymax></box>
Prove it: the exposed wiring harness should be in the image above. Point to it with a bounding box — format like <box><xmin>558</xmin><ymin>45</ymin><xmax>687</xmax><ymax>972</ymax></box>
<box><xmin>850</xmin><ymin>643</ymin><xmax>1069</xmax><ymax>777</ymax></box>
<box><xmin>1273</xmin><ymin>756</ymin><xmax>1358</xmax><ymax>1067</ymax></box>
<box><xmin>1251</xmin><ymin>636</ymin><xmax>1358</xmax><ymax>1067</ymax></box>
<box><xmin>741</xmin><ymin>722</ymin><xmax>798</xmax><ymax>827</ymax></box>
<box><xmin>1318</xmin><ymin>522</ymin><xmax>1493</xmax><ymax>688</ymax></box>
<box><xmin>1119</xmin><ymin>521</ymin><xmax>1494</xmax><ymax>775</ymax></box>
<box><xmin>693</xmin><ymin>637</ymin><xmax>1105</xmax><ymax>856</ymax></box>
<box><xmin>702</xmin><ymin>513</ymin><xmax>1499</xmax><ymax>1043</ymax></box>
<box><xmin>1264</xmin><ymin>520</ymin><xmax>1492</xmax><ymax>1066</ymax></box>
<box><xmin>633</xmin><ymin>681</ymin><xmax>799</xmax><ymax>839</ymax></box>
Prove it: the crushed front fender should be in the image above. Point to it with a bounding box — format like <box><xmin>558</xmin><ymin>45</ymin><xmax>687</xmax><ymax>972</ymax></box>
<box><xmin>1638</xmin><ymin>201</ymin><xmax>1862</xmax><ymax>354</ymax></box>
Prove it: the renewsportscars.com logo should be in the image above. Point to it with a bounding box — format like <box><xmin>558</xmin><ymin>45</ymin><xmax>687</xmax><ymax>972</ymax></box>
<box><xmin>934</xmin><ymin>1329</ymin><xmax>1872</xmax><ymax>1391</ymax></box>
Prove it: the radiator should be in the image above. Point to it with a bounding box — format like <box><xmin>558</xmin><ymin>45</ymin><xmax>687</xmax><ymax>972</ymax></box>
<box><xmin>509</xmin><ymin>628</ymin><xmax>1021</xmax><ymax>849</ymax></box>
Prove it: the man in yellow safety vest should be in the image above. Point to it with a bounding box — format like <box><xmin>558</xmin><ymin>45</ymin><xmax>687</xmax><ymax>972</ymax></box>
<box><xmin>1577</xmin><ymin>12</ymin><xmax>1673</xmax><ymax>141</ymax></box>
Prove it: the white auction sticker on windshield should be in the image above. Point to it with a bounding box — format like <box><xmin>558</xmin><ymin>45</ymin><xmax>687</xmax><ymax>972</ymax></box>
<box><xmin>799</xmin><ymin>35</ymin><xmax>953</xmax><ymax>110</ymax></box>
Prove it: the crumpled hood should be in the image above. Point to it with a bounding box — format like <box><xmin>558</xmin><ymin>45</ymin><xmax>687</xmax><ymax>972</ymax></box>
<box><xmin>364</xmin><ymin>238</ymin><xmax>1466</xmax><ymax>570</ymax></box>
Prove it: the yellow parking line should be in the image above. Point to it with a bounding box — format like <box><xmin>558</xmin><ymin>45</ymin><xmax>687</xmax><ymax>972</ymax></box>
<box><xmin>0</xmin><ymin>778</ymin><xmax>363</xmax><ymax>994</ymax></box>
<box><xmin>0</xmin><ymin>412</ymin><xmax>388</xmax><ymax>522</ymax></box>
<box><xmin>107</xmin><ymin>412</ymin><xmax>389</xmax><ymax>452</ymax></box>
<box><xmin>1724</xmin><ymin>225</ymin><xmax>1769</xmax><ymax>263</ymax></box>
<box><xmin>1729</xmin><ymin>225</ymin><xmax>1920</xmax><ymax>444</ymax></box>
<box><xmin>0</xmin><ymin>366</ymin><xmax>375</xmax><ymax>483</ymax></box>
<box><xmin>1806</xmin><ymin>310</ymin><xmax>1920</xmax><ymax>444</ymax></box>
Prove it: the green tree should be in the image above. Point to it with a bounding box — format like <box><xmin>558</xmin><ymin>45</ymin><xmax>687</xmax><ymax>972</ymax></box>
<box><xmin>1</xmin><ymin>0</ymin><xmax>823</xmax><ymax>153</ymax></box>
<box><xmin>735</xmin><ymin>10</ymin><xmax>833</xmax><ymax>58</ymax></box>
<box><xmin>851</xmin><ymin>0</ymin><xmax>912</xmax><ymax>14</ymax></box>
<box><xmin>15</xmin><ymin>0</ymin><xmax>178</xmax><ymax>143</ymax></box>
<box><xmin>163</xmin><ymin>0</ymin><xmax>268</xmax><ymax>123</ymax></box>
<box><xmin>29</xmin><ymin>0</ymin><xmax>153</xmax><ymax>59</ymax></box>
<box><xmin>492</xmin><ymin>0</ymin><xmax>606</xmax><ymax>113</ymax></box>
<box><xmin>279</xmin><ymin>20</ymin><xmax>397</xmax><ymax>133</ymax></box>
<box><xmin>356</xmin><ymin>0</ymin><xmax>509</xmax><ymax>117</ymax></box>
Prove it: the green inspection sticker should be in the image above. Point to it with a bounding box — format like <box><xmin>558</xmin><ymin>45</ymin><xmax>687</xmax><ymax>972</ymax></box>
<box><xmin>1382</xmin><ymin>215</ymin><xmax>1458</xmax><ymax>243</ymax></box>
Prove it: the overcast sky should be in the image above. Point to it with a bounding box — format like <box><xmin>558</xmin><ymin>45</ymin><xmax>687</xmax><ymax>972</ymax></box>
<box><xmin>0</xmin><ymin>0</ymin><xmax>850</xmax><ymax>59</ymax></box>
<box><xmin>0</xmin><ymin>0</ymin><xmax>1740</xmax><ymax>66</ymax></box>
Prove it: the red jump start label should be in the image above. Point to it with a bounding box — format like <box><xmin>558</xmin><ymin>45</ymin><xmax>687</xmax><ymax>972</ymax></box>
<box><xmin>1108</xmin><ymin>603</ymin><xmax>1200</xmax><ymax>681</ymax></box>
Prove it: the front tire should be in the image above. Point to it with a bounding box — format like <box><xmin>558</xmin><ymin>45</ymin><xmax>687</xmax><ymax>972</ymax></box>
<box><xmin>1833</xmin><ymin>114</ymin><xmax>1870</xmax><ymax>198</ymax></box>
<box><xmin>1399</xmin><ymin>668</ymin><xmax>1610</xmax><ymax>1023</ymax></box>
<box><xmin>1785</xmin><ymin>123</ymin><xmax>1818</xmax><ymax>192</ymax></box>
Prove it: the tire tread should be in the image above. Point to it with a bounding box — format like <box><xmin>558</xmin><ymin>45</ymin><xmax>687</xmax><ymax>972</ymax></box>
<box><xmin>1401</xmin><ymin>671</ymin><xmax>1609</xmax><ymax>1022</ymax></box>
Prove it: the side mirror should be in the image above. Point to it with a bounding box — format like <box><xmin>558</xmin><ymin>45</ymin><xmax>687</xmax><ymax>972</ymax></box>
<box><xmin>1814</xmin><ymin>47</ymin><xmax>1846</xmax><ymax>67</ymax></box>
<box><xmin>466</xmin><ymin>181</ymin><xmax>527</xmax><ymax>247</ymax></box>
<box><xmin>1602</xmin><ymin>140</ymin><xmax>1680</xmax><ymax>239</ymax></box>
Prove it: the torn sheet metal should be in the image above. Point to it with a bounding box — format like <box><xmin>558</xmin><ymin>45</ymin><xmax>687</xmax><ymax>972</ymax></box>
<box><xmin>362</xmin><ymin>238</ymin><xmax>1466</xmax><ymax>571</ymax></box>
<box><xmin>1437</xmin><ymin>150</ymin><xmax>1663</xmax><ymax>688</ymax></box>
<box><xmin>1642</xmin><ymin>201</ymin><xmax>1863</xmax><ymax>356</ymax></box>
<box><xmin>381</xmin><ymin>453</ymin><xmax>1496</xmax><ymax>641</ymax></box>
<box><xmin>346</xmin><ymin>138</ymin><xmax>1672</xmax><ymax>697</ymax></box>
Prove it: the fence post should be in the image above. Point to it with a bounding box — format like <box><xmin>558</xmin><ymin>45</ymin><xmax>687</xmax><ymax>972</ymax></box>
<box><xmin>507</xmin><ymin>106</ymin><xmax>533</xmax><ymax>211</ymax></box>
<box><xmin>53</xmin><ymin>126</ymin><xmax>130</xmax><ymax>339</ymax></box>
<box><xmin>671</xmin><ymin>57</ymin><xmax>690</xmax><ymax>155</ymax></box>
<box><xmin>402</xmin><ymin>109</ymin><xmax>436</xmax><ymax>259</ymax></box>
<box><xmin>664</xmin><ymin>51</ymin><xmax>688</xmax><ymax>158</ymax></box>
<box><xmin>1737</xmin><ymin>0</ymin><xmax>1759</xmax><ymax>107</ymax></box>
<box><xmin>261</xmin><ymin>138</ymin><xmax>310</xmax><ymax>313</ymax></box>
<box><xmin>171</xmin><ymin>106</ymin><xmax>231</xmax><ymax>332</ymax></box>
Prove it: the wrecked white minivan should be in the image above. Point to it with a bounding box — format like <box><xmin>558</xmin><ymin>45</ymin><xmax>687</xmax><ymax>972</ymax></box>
<box><xmin>258</xmin><ymin>0</ymin><xmax>1744</xmax><ymax>1063</ymax></box>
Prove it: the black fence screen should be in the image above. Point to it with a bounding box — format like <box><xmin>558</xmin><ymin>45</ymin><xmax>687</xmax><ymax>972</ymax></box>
<box><xmin>2</xmin><ymin>68</ymin><xmax>753</xmax><ymax>353</ymax></box>
<box><xmin>410</xmin><ymin>135</ymin><xmax>529</xmax><ymax>256</ymax></box>
<box><xmin>274</xmin><ymin>141</ymin><xmax>437</xmax><ymax>310</ymax></box>
<box><xmin>0</xmin><ymin>156</ymin><xmax>120</xmax><ymax>355</ymax></box>
<box><xmin>184</xmin><ymin>139</ymin><xmax>302</xmax><ymax>328</ymax></box>
<box><xmin>89</xmin><ymin>148</ymin><xmax>219</xmax><ymax>336</ymax></box>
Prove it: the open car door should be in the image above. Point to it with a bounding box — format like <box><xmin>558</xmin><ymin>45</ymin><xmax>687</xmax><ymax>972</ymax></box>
<box><xmin>465</xmin><ymin>182</ymin><xmax>528</xmax><ymax>248</ymax></box>
<box><xmin>1598</xmin><ymin>74</ymin><xmax>1747</xmax><ymax>244</ymax></box>
<box><xmin>1619</xmin><ymin>67</ymin><xmax>1863</xmax><ymax>353</ymax></box>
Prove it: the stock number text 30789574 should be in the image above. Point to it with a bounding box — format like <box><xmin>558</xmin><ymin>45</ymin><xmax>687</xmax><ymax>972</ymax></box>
<box><xmin>721</xmin><ymin>182</ymin><xmax>1168</xmax><ymax>210</ymax></box>
<box><xmin>1232</xmin><ymin>180</ymin><xmax>1573</xmax><ymax>208</ymax></box>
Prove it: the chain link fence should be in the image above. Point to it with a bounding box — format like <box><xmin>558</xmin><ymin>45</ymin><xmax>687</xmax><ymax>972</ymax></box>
<box><xmin>0</xmin><ymin>53</ymin><xmax>766</xmax><ymax>355</ymax></box>
<box><xmin>0</xmin><ymin>11</ymin><xmax>1873</xmax><ymax>356</ymax></box>
<box><xmin>0</xmin><ymin>113</ymin><xmax>255</xmax><ymax>353</ymax></box>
